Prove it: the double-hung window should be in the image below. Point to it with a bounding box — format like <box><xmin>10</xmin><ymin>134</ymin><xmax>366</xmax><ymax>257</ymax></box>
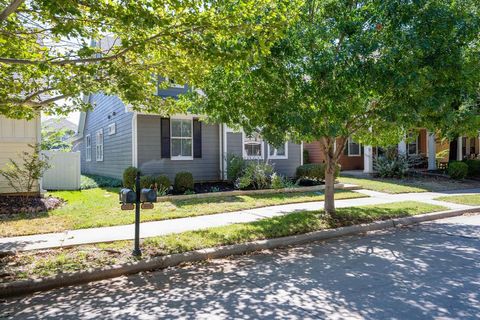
<box><xmin>85</xmin><ymin>134</ymin><xmax>91</xmax><ymax>161</ymax></box>
<box><xmin>268</xmin><ymin>143</ymin><xmax>288</xmax><ymax>159</ymax></box>
<box><xmin>95</xmin><ymin>129</ymin><xmax>104</xmax><ymax>161</ymax></box>
<box><xmin>347</xmin><ymin>138</ymin><xmax>361</xmax><ymax>156</ymax></box>
<box><xmin>171</xmin><ymin>118</ymin><xmax>193</xmax><ymax>159</ymax></box>
<box><xmin>243</xmin><ymin>132</ymin><xmax>263</xmax><ymax>159</ymax></box>
<box><xmin>407</xmin><ymin>133</ymin><xmax>418</xmax><ymax>155</ymax></box>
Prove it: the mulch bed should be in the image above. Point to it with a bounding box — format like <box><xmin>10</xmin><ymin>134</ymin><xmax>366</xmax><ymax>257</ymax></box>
<box><xmin>0</xmin><ymin>196</ymin><xmax>64</xmax><ymax>215</ymax></box>
<box><xmin>193</xmin><ymin>182</ymin><xmax>234</xmax><ymax>194</ymax></box>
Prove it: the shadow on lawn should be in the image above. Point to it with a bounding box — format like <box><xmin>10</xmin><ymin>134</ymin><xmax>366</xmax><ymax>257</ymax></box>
<box><xmin>2</xmin><ymin>219</ymin><xmax>479</xmax><ymax>319</ymax></box>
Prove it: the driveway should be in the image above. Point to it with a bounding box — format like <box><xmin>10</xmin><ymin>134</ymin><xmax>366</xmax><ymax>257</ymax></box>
<box><xmin>1</xmin><ymin>214</ymin><xmax>479</xmax><ymax>319</ymax></box>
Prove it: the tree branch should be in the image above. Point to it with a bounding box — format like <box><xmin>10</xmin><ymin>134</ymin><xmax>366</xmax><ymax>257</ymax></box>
<box><xmin>0</xmin><ymin>0</ymin><xmax>23</xmax><ymax>22</ymax></box>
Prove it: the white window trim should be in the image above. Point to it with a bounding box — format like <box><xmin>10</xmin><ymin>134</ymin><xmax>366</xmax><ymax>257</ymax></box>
<box><xmin>85</xmin><ymin>134</ymin><xmax>91</xmax><ymax>162</ymax></box>
<box><xmin>170</xmin><ymin>117</ymin><xmax>194</xmax><ymax>160</ymax></box>
<box><xmin>242</xmin><ymin>132</ymin><xmax>264</xmax><ymax>160</ymax></box>
<box><xmin>267</xmin><ymin>142</ymin><xmax>288</xmax><ymax>160</ymax></box>
<box><xmin>95</xmin><ymin>129</ymin><xmax>104</xmax><ymax>162</ymax></box>
<box><xmin>108</xmin><ymin>123</ymin><xmax>116</xmax><ymax>135</ymax></box>
<box><xmin>407</xmin><ymin>134</ymin><xmax>419</xmax><ymax>156</ymax></box>
<box><xmin>347</xmin><ymin>137</ymin><xmax>361</xmax><ymax>157</ymax></box>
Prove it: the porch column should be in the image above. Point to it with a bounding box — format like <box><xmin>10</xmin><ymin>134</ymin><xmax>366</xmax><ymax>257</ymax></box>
<box><xmin>457</xmin><ymin>137</ymin><xmax>463</xmax><ymax>161</ymax></box>
<box><xmin>398</xmin><ymin>139</ymin><xmax>407</xmax><ymax>156</ymax></box>
<box><xmin>427</xmin><ymin>131</ymin><xmax>436</xmax><ymax>170</ymax></box>
<box><xmin>363</xmin><ymin>145</ymin><xmax>373</xmax><ymax>173</ymax></box>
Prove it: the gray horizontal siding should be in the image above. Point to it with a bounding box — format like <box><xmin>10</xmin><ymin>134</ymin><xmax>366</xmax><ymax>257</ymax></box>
<box><xmin>80</xmin><ymin>94</ymin><xmax>133</xmax><ymax>179</ymax></box>
<box><xmin>137</xmin><ymin>115</ymin><xmax>220</xmax><ymax>182</ymax></box>
<box><xmin>226</xmin><ymin>132</ymin><xmax>301</xmax><ymax>177</ymax></box>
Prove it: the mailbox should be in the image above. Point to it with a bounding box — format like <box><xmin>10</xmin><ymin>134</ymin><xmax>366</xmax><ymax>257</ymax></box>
<box><xmin>119</xmin><ymin>188</ymin><xmax>136</xmax><ymax>204</ymax></box>
<box><xmin>140</xmin><ymin>188</ymin><xmax>157</xmax><ymax>203</ymax></box>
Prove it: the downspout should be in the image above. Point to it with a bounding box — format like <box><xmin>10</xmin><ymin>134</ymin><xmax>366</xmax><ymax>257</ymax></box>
<box><xmin>222</xmin><ymin>124</ymin><xmax>228</xmax><ymax>180</ymax></box>
<box><xmin>131</xmin><ymin>112</ymin><xmax>138</xmax><ymax>167</ymax></box>
<box><xmin>219</xmin><ymin>124</ymin><xmax>223</xmax><ymax>180</ymax></box>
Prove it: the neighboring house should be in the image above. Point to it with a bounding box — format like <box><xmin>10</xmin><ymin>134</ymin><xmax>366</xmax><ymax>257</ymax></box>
<box><xmin>0</xmin><ymin>115</ymin><xmax>41</xmax><ymax>195</ymax></box>
<box><xmin>73</xmin><ymin>84</ymin><xmax>303</xmax><ymax>181</ymax></box>
<box><xmin>42</xmin><ymin>118</ymin><xmax>77</xmax><ymax>140</ymax></box>
<box><xmin>304</xmin><ymin>129</ymin><xmax>480</xmax><ymax>172</ymax></box>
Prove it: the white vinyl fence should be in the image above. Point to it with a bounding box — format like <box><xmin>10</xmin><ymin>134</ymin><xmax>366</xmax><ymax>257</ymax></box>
<box><xmin>42</xmin><ymin>151</ymin><xmax>81</xmax><ymax>190</ymax></box>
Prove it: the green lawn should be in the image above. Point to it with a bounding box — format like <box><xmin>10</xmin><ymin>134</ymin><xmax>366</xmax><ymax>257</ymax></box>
<box><xmin>435</xmin><ymin>194</ymin><xmax>480</xmax><ymax>206</ymax></box>
<box><xmin>1</xmin><ymin>201</ymin><xmax>446</xmax><ymax>282</ymax></box>
<box><xmin>340</xmin><ymin>176</ymin><xmax>480</xmax><ymax>194</ymax></box>
<box><xmin>0</xmin><ymin>188</ymin><xmax>365</xmax><ymax>237</ymax></box>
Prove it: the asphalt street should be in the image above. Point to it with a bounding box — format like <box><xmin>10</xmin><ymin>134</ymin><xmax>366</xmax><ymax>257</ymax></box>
<box><xmin>1</xmin><ymin>213</ymin><xmax>479</xmax><ymax>319</ymax></box>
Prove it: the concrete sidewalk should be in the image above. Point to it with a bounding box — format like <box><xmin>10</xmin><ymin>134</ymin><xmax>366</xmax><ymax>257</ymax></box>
<box><xmin>1</xmin><ymin>188</ymin><xmax>479</xmax><ymax>252</ymax></box>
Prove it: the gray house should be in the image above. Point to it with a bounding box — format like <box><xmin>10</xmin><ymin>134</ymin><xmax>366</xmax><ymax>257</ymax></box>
<box><xmin>74</xmin><ymin>85</ymin><xmax>303</xmax><ymax>182</ymax></box>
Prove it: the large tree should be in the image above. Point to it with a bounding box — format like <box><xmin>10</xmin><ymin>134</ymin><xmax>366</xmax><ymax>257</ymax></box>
<box><xmin>190</xmin><ymin>0</ymin><xmax>480</xmax><ymax>216</ymax></box>
<box><xmin>0</xmin><ymin>0</ymin><xmax>298</xmax><ymax>119</ymax></box>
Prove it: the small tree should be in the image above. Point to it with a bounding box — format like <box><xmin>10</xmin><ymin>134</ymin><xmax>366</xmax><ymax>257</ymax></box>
<box><xmin>41</xmin><ymin>127</ymin><xmax>74</xmax><ymax>151</ymax></box>
<box><xmin>191</xmin><ymin>0</ymin><xmax>480</xmax><ymax>217</ymax></box>
<box><xmin>0</xmin><ymin>144</ymin><xmax>50</xmax><ymax>195</ymax></box>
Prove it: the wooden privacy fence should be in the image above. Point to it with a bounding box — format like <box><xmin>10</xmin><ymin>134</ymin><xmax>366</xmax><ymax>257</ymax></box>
<box><xmin>42</xmin><ymin>151</ymin><xmax>81</xmax><ymax>190</ymax></box>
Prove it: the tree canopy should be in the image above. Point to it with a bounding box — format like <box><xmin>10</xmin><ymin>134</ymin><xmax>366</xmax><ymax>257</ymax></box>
<box><xmin>190</xmin><ymin>0</ymin><xmax>480</xmax><ymax>214</ymax></box>
<box><xmin>0</xmin><ymin>0</ymin><xmax>298</xmax><ymax>119</ymax></box>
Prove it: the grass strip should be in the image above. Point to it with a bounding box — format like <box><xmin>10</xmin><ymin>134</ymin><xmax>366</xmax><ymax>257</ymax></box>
<box><xmin>1</xmin><ymin>201</ymin><xmax>446</xmax><ymax>282</ymax></box>
<box><xmin>0</xmin><ymin>189</ymin><xmax>364</xmax><ymax>237</ymax></box>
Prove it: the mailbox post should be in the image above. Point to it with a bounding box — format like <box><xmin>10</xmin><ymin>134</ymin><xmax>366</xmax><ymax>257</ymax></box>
<box><xmin>133</xmin><ymin>171</ymin><xmax>142</xmax><ymax>256</ymax></box>
<box><xmin>119</xmin><ymin>171</ymin><xmax>157</xmax><ymax>256</ymax></box>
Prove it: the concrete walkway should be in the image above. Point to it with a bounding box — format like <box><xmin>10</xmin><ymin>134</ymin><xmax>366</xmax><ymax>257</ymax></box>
<box><xmin>2</xmin><ymin>214</ymin><xmax>479</xmax><ymax>319</ymax></box>
<box><xmin>1</xmin><ymin>188</ymin><xmax>479</xmax><ymax>252</ymax></box>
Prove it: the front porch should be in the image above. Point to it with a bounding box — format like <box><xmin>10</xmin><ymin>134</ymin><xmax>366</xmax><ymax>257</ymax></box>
<box><xmin>362</xmin><ymin>131</ymin><xmax>480</xmax><ymax>173</ymax></box>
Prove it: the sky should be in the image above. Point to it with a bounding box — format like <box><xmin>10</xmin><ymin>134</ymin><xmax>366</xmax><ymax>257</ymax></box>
<box><xmin>41</xmin><ymin>111</ymin><xmax>80</xmax><ymax>126</ymax></box>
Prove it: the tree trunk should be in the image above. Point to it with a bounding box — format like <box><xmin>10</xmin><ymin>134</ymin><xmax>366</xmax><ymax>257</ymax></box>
<box><xmin>319</xmin><ymin>136</ymin><xmax>347</xmax><ymax>218</ymax></box>
<box><xmin>324</xmin><ymin>158</ymin><xmax>336</xmax><ymax>216</ymax></box>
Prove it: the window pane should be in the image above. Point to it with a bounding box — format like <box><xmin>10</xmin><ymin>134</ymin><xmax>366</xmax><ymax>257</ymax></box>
<box><xmin>181</xmin><ymin>139</ymin><xmax>192</xmax><ymax>156</ymax></box>
<box><xmin>245</xmin><ymin>143</ymin><xmax>261</xmax><ymax>157</ymax></box>
<box><xmin>171</xmin><ymin>120</ymin><xmax>182</xmax><ymax>137</ymax></box>
<box><xmin>276</xmin><ymin>144</ymin><xmax>286</xmax><ymax>156</ymax></box>
<box><xmin>269</xmin><ymin>146</ymin><xmax>275</xmax><ymax>156</ymax></box>
<box><xmin>181</xmin><ymin>120</ymin><xmax>192</xmax><ymax>137</ymax></box>
<box><xmin>171</xmin><ymin>139</ymin><xmax>182</xmax><ymax>156</ymax></box>
<box><xmin>408</xmin><ymin>143</ymin><xmax>417</xmax><ymax>155</ymax></box>
<box><xmin>349</xmin><ymin>142</ymin><xmax>360</xmax><ymax>155</ymax></box>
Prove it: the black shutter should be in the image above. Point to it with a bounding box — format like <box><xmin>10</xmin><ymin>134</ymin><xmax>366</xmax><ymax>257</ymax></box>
<box><xmin>161</xmin><ymin>117</ymin><xmax>170</xmax><ymax>158</ymax></box>
<box><xmin>193</xmin><ymin>118</ymin><xmax>202</xmax><ymax>158</ymax></box>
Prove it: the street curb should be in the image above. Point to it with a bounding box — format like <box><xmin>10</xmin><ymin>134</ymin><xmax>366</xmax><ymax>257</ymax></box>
<box><xmin>1</xmin><ymin>206</ymin><xmax>478</xmax><ymax>298</ymax></box>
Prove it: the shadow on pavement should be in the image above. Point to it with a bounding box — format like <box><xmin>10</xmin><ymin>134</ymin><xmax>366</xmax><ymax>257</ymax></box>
<box><xmin>1</xmin><ymin>218</ymin><xmax>479</xmax><ymax>319</ymax></box>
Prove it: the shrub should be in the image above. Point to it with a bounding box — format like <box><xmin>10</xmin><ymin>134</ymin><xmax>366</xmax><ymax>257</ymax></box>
<box><xmin>174</xmin><ymin>172</ymin><xmax>194</xmax><ymax>193</ymax></box>
<box><xmin>271</xmin><ymin>173</ymin><xmax>286</xmax><ymax>189</ymax></box>
<box><xmin>227</xmin><ymin>154</ymin><xmax>246</xmax><ymax>182</ymax></box>
<box><xmin>154</xmin><ymin>175</ymin><xmax>171</xmax><ymax>190</ymax></box>
<box><xmin>236</xmin><ymin>162</ymin><xmax>274</xmax><ymax>190</ymax></box>
<box><xmin>464</xmin><ymin>159</ymin><xmax>480</xmax><ymax>177</ymax></box>
<box><xmin>448</xmin><ymin>161</ymin><xmax>468</xmax><ymax>180</ymax></box>
<box><xmin>374</xmin><ymin>155</ymin><xmax>409</xmax><ymax>178</ymax></box>
<box><xmin>123</xmin><ymin>166</ymin><xmax>140</xmax><ymax>189</ymax></box>
<box><xmin>0</xmin><ymin>144</ymin><xmax>50</xmax><ymax>194</ymax></box>
<box><xmin>80</xmin><ymin>175</ymin><xmax>122</xmax><ymax>190</ymax></box>
<box><xmin>140</xmin><ymin>175</ymin><xmax>156</xmax><ymax>189</ymax></box>
<box><xmin>295</xmin><ymin>163</ymin><xmax>340</xmax><ymax>181</ymax></box>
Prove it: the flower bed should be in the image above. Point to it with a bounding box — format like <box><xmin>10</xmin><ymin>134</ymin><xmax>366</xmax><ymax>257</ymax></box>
<box><xmin>0</xmin><ymin>196</ymin><xmax>63</xmax><ymax>215</ymax></box>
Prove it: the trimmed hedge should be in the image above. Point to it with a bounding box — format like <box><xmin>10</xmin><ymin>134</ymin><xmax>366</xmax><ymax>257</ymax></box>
<box><xmin>123</xmin><ymin>166</ymin><xmax>140</xmax><ymax>189</ymax></box>
<box><xmin>155</xmin><ymin>175</ymin><xmax>171</xmax><ymax>190</ymax></box>
<box><xmin>295</xmin><ymin>163</ymin><xmax>340</xmax><ymax>181</ymax></box>
<box><xmin>174</xmin><ymin>172</ymin><xmax>194</xmax><ymax>193</ymax></box>
<box><xmin>464</xmin><ymin>159</ymin><xmax>480</xmax><ymax>177</ymax></box>
<box><xmin>447</xmin><ymin>161</ymin><xmax>468</xmax><ymax>180</ymax></box>
<box><xmin>140</xmin><ymin>175</ymin><xmax>156</xmax><ymax>189</ymax></box>
<box><xmin>80</xmin><ymin>175</ymin><xmax>122</xmax><ymax>190</ymax></box>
